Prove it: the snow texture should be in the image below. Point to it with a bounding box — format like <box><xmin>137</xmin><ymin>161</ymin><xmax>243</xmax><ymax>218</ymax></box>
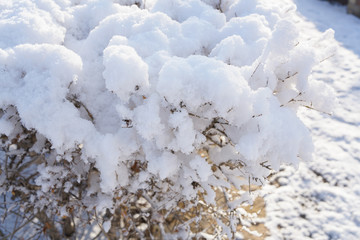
<box><xmin>0</xmin><ymin>0</ymin><xmax>337</xmax><ymax>231</ymax></box>
<box><xmin>262</xmin><ymin>0</ymin><xmax>360</xmax><ymax>239</ymax></box>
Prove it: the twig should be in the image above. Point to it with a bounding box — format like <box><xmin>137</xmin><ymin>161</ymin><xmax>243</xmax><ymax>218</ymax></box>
<box><xmin>91</xmin><ymin>230</ymin><xmax>102</xmax><ymax>240</ymax></box>
<box><xmin>188</xmin><ymin>112</ymin><xmax>210</xmax><ymax>120</ymax></box>
<box><xmin>9</xmin><ymin>212</ymin><xmax>20</xmax><ymax>240</ymax></box>
<box><xmin>320</xmin><ymin>53</ymin><xmax>335</xmax><ymax>63</ymax></box>
<box><xmin>301</xmin><ymin>104</ymin><xmax>332</xmax><ymax>116</ymax></box>
<box><xmin>5</xmin><ymin>155</ymin><xmax>8</xmax><ymax>179</ymax></box>
<box><xmin>279</xmin><ymin>72</ymin><xmax>298</xmax><ymax>82</ymax></box>
<box><xmin>250</xmin><ymin>62</ymin><xmax>261</xmax><ymax>78</ymax></box>
<box><xmin>7</xmin><ymin>214</ymin><xmax>36</xmax><ymax>240</ymax></box>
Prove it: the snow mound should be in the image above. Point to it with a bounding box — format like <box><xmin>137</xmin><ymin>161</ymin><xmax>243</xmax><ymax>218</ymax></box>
<box><xmin>0</xmin><ymin>0</ymin><xmax>336</xmax><ymax>234</ymax></box>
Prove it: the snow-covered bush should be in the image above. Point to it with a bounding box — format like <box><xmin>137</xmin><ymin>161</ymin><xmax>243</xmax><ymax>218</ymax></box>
<box><xmin>0</xmin><ymin>0</ymin><xmax>336</xmax><ymax>238</ymax></box>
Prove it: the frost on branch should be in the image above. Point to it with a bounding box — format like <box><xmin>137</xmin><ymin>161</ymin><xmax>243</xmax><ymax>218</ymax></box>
<box><xmin>0</xmin><ymin>0</ymin><xmax>336</xmax><ymax>238</ymax></box>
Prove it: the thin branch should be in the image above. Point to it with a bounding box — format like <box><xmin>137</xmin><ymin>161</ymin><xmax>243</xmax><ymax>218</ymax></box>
<box><xmin>320</xmin><ymin>53</ymin><xmax>335</xmax><ymax>63</ymax></box>
<box><xmin>6</xmin><ymin>214</ymin><xmax>36</xmax><ymax>240</ymax></box>
<box><xmin>188</xmin><ymin>112</ymin><xmax>210</xmax><ymax>120</ymax></box>
<box><xmin>279</xmin><ymin>72</ymin><xmax>298</xmax><ymax>82</ymax></box>
<box><xmin>91</xmin><ymin>230</ymin><xmax>103</xmax><ymax>240</ymax></box>
<box><xmin>250</xmin><ymin>62</ymin><xmax>261</xmax><ymax>78</ymax></box>
<box><xmin>5</xmin><ymin>155</ymin><xmax>9</xmax><ymax>179</ymax></box>
<box><xmin>17</xmin><ymin>154</ymin><xmax>44</xmax><ymax>173</ymax></box>
<box><xmin>301</xmin><ymin>104</ymin><xmax>332</xmax><ymax>116</ymax></box>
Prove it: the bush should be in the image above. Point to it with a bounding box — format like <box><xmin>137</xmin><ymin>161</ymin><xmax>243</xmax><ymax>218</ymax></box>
<box><xmin>0</xmin><ymin>0</ymin><xmax>335</xmax><ymax>238</ymax></box>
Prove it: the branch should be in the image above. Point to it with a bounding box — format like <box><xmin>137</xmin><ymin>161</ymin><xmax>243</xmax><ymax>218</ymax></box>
<box><xmin>5</xmin><ymin>214</ymin><xmax>36</xmax><ymax>239</ymax></box>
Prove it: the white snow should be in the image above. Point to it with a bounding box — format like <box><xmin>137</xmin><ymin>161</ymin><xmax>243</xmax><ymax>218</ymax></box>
<box><xmin>0</xmin><ymin>1</ymin><xmax>66</xmax><ymax>48</ymax></box>
<box><xmin>189</xmin><ymin>156</ymin><xmax>212</xmax><ymax>182</ymax></box>
<box><xmin>1</xmin><ymin>0</ymin><xmax>358</xmax><ymax>238</ymax></box>
<box><xmin>0</xmin><ymin>0</ymin><xmax>332</xmax><ymax>197</ymax></box>
<box><xmin>0</xmin><ymin>117</ymin><xmax>14</xmax><ymax>135</ymax></box>
<box><xmin>262</xmin><ymin>0</ymin><xmax>360</xmax><ymax>239</ymax></box>
<box><xmin>103</xmin><ymin>43</ymin><xmax>149</xmax><ymax>102</ymax></box>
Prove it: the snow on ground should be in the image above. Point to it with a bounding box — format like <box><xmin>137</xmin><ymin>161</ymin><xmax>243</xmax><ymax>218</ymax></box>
<box><xmin>0</xmin><ymin>0</ymin><xmax>359</xmax><ymax>239</ymax></box>
<box><xmin>263</xmin><ymin>1</ymin><xmax>360</xmax><ymax>239</ymax></box>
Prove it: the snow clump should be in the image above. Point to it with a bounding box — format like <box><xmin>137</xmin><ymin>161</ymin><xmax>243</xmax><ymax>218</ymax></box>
<box><xmin>0</xmin><ymin>0</ymin><xmax>336</xmax><ymax>237</ymax></box>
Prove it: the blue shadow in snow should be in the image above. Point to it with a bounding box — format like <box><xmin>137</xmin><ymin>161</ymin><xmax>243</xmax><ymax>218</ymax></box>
<box><xmin>294</xmin><ymin>0</ymin><xmax>360</xmax><ymax>57</ymax></box>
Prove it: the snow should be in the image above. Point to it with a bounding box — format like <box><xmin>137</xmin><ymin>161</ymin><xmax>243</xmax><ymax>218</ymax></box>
<box><xmin>0</xmin><ymin>117</ymin><xmax>13</xmax><ymax>135</ymax></box>
<box><xmin>262</xmin><ymin>0</ymin><xmax>360</xmax><ymax>239</ymax></box>
<box><xmin>189</xmin><ymin>156</ymin><xmax>212</xmax><ymax>182</ymax></box>
<box><xmin>1</xmin><ymin>0</ymin><xmax>358</xmax><ymax>238</ymax></box>
<box><xmin>0</xmin><ymin>1</ymin><xmax>66</xmax><ymax>48</ymax></box>
<box><xmin>157</xmin><ymin>55</ymin><xmax>253</xmax><ymax>123</ymax></box>
<box><xmin>103</xmin><ymin>43</ymin><xmax>149</xmax><ymax>102</ymax></box>
<box><xmin>147</xmin><ymin>151</ymin><xmax>179</xmax><ymax>180</ymax></box>
<box><xmin>210</xmin><ymin>35</ymin><xmax>266</xmax><ymax>66</ymax></box>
